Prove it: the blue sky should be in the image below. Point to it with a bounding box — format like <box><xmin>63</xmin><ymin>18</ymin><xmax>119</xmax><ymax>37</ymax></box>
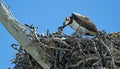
<box><xmin>0</xmin><ymin>0</ymin><xmax>120</xmax><ymax>69</ymax></box>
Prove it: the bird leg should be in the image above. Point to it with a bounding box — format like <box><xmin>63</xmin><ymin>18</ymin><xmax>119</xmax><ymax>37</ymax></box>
<box><xmin>72</xmin><ymin>25</ymin><xmax>83</xmax><ymax>38</ymax></box>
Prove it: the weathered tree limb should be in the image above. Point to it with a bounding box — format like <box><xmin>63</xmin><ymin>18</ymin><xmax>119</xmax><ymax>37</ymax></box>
<box><xmin>0</xmin><ymin>1</ymin><xmax>50</xmax><ymax>69</ymax></box>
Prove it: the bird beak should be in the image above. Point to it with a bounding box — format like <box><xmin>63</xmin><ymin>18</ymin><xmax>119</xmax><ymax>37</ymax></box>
<box><xmin>58</xmin><ymin>22</ymin><xmax>66</xmax><ymax>31</ymax></box>
<box><xmin>63</xmin><ymin>21</ymin><xmax>69</xmax><ymax>28</ymax></box>
<box><xmin>63</xmin><ymin>22</ymin><xmax>66</xmax><ymax>26</ymax></box>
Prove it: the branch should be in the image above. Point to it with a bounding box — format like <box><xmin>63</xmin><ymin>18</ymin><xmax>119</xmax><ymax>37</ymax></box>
<box><xmin>0</xmin><ymin>1</ymin><xmax>50</xmax><ymax>69</ymax></box>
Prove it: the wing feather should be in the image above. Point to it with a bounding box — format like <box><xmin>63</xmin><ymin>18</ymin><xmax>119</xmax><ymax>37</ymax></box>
<box><xmin>72</xmin><ymin>13</ymin><xmax>98</xmax><ymax>32</ymax></box>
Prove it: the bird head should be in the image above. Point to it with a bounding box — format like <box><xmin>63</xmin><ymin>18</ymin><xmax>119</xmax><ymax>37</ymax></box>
<box><xmin>63</xmin><ymin>16</ymin><xmax>72</xmax><ymax>27</ymax></box>
<box><xmin>58</xmin><ymin>16</ymin><xmax>72</xmax><ymax>31</ymax></box>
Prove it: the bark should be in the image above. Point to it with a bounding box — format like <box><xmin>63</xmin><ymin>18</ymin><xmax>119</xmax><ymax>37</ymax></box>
<box><xmin>0</xmin><ymin>1</ymin><xmax>50</xmax><ymax>69</ymax></box>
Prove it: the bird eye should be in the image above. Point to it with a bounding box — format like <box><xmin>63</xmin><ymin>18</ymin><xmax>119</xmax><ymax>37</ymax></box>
<box><xmin>66</xmin><ymin>18</ymin><xmax>70</xmax><ymax>21</ymax></box>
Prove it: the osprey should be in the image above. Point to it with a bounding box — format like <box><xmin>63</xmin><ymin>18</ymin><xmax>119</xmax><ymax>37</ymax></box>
<box><xmin>59</xmin><ymin>13</ymin><xmax>98</xmax><ymax>36</ymax></box>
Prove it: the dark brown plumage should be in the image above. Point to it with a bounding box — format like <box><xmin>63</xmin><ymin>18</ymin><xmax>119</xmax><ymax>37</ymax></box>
<box><xmin>72</xmin><ymin>13</ymin><xmax>98</xmax><ymax>33</ymax></box>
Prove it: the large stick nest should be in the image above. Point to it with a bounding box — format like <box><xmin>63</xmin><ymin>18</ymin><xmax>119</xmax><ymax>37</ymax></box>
<box><xmin>10</xmin><ymin>25</ymin><xmax>120</xmax><ymax>69</ymax></box>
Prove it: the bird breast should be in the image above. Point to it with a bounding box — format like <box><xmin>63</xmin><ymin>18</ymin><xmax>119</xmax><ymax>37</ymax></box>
<box><xmin>69</xmin><ymin>20</ymin><xmax>89</xmax><ymax>35</ymax></box>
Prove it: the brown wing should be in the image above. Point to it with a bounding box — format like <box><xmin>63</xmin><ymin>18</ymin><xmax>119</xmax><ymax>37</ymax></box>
<box><xmin>72</xmin><ymin>13</ymin><xmax>98</xmax><ymax>32</ymax></box>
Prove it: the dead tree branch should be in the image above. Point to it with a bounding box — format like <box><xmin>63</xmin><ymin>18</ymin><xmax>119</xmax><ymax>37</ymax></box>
<box><xmin>0</xmin><ymin>1</ymin><xmax>50</xmax><ymax>69</ymax></box>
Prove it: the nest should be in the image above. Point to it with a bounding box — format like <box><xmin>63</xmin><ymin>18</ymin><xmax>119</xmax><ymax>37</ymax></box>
<box><xmin>10</xmin><ymin>30</ymin><xmax>120</xmax><ymax>69</ymax></box>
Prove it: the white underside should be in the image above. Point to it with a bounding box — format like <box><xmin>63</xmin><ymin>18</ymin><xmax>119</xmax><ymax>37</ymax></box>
<box><xmin>69</xmin><ymin>20</ymin><xmax>89</xmax><ymax>35</ymax></box>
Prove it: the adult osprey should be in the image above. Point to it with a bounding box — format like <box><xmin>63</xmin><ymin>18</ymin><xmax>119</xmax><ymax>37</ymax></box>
<box><xmin>59</xmin><ymin>13</ymin><xmax>98</xmax><ymax>36</ymax></box>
